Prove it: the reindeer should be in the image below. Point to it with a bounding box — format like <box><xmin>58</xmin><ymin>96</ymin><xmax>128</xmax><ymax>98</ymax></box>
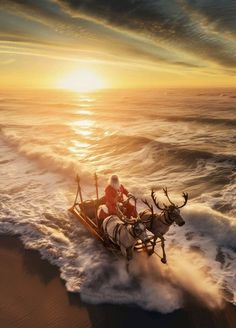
<box><xmin>102</xmin><ymin>210</ymin><xmax>155</xmax><ymax>261</ymax></box>
<box><xmin>140</xmin><ymin>188</ymin><xmax>188</xmax><ymax>263</ymax></box>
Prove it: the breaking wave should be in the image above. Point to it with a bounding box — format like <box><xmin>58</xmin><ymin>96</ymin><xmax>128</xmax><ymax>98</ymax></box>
<box><xmin>1</xmin><ymin>127</ymin><xmax>235</xmax><ymax>186</ymax></box>
<box><xmin>0</xmin><ymin>88</ymin><xmax>235</xmax><ymax>312</ymax></box>
<box><xmin>0</xmin><ymin>143</ymin><xmax>235</xmax><ymax>312</ymax></box>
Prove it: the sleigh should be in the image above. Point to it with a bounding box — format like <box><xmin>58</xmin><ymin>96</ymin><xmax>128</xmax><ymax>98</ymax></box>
<box><xmin>68</xmin><ymin>175</ymin><xmax>157</xmax><ymax>258</ymax></box>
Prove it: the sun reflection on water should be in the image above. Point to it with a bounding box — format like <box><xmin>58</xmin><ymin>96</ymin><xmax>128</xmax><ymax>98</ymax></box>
<box><xmin>79</xmin><ymin>96</ymin><xmax>95</xmax><ymax>102</ymax></box>
<box><xmin>78</xmin><ymin>130</ymin><xmax>92</xmax><ymax>136</ymax></box>
<box><xmin>68</xmin><ymin>139</ymin><xmax>91</xmax><ymax>158</ymax></box>
<box><xmin>69</xmin><ymin>119</ymin><xmax>95</xmax><ymax>135</ymax></box>
<box><xmin>73</xmin><ymin>119</ymin><xmax>94</xmax><ymax>128</ymax></box>
<box><xmin>79</xmin><ymin>103</ymin><xmax>91</xmax><ymax>108</ymax></box>
<box><xmin>68</xmin><ymin>119</ymin><xmax>95</xmax><ymax>158</ymax></box>
<box><xmin>72</xmin><ymin>140</ymin><xmax>89</xmax><ymax>148</ymax></box>
<box><xmin>76</xmin><ymin>110</ymin><xmax>93</xmax><ymax>115</ymax></box>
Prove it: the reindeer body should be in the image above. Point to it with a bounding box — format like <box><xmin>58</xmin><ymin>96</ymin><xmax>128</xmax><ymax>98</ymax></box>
<box><xmin>141</xmin><ymin>210</ymin><xmax>171</xmax><ymax>236</ymax></box>
<box><xmin>141</xmin><ymin>206</ymin><xmax>185</xmax><ymax>237</ymax></box>
<box><xmin>140</xmin><ymin>188</ymin><xmax>188</xmax><ymax>263</ymax></box>
<box><xmin>102</xmin><ymin>215</ymin><xmax>154</xmax><ymax>260</ymax></box>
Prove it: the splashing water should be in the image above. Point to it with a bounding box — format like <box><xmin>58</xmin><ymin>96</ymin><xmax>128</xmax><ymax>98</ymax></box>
<box><xmin>0</xmin><ymin>88</ymin><xmax>236</xmax><ymax>312</ymax></box>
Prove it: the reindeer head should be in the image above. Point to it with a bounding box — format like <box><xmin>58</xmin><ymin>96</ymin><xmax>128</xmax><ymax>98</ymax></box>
<box><xmin>132</xmin><ymin>218</ymin><xmax>145</xmax><ymax>237</ymax></box>
<box><xmin>143</xmin><ymin>188</ymin><xmax>188</xmax><ymax>227</ymax></box>
<box><xmin>129</xmin><ymin>217</ymin><xmax>154</xmax><ymax>242</ymax></box>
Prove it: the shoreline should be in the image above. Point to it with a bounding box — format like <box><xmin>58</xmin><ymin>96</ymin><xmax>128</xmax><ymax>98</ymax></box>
<box><xmin>0</xmin><ymin>235</ymin><xmax>236</xmax><ymax>328</ymax></box>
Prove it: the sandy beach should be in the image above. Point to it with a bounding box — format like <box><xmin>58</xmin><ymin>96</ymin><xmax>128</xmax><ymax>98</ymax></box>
<box><xmin>0</xmin><ymin>236</ymin><xmax>235</xmax><ymax>328</ymax></box>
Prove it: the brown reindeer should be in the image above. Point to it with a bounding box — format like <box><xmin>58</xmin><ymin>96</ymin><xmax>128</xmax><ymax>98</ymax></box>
<box><xmin>140</xmin><ymin>188</ymin><xmax>188</xmax><ymax>263</ymax></box>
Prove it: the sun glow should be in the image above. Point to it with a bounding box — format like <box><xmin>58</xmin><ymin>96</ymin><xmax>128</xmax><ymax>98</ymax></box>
<box><xmin>57</xmin><ymin>69</ymin><xmax>106</xmax><ymax>92</ymax></box>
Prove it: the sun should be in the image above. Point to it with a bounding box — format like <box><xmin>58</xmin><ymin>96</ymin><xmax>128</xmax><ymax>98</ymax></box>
<box><xmin>57</xmin><ymin>69</ymin><xmax>106</xmax><ymax>92</ymax></box>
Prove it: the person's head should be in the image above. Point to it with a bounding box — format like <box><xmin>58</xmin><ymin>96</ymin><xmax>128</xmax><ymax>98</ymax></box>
<box><xmin>109</xmin><ymin>174</ymin><xmax>120</xmax><ymax>190</ymax></box>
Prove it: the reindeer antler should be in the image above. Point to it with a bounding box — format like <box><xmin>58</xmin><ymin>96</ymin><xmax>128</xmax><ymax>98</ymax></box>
<box><xmin>116</xmin><ymin>203</ymin><xmax>137</xmax><ymax>224</ymax></box>
<box><xmin>142</xmin><ymin>198</ymin><xmax>154</xmax><ymax>216</ymax></box>
<box><xmin>177</xmin><ymin>192</ymin><xmax>188</xmax><ymax>208</ymax></box>
<box><xmin>151</xmin><ymin>189</ymin><xmax>166</xmax><ymax>210</ymax></box>
<box><xmin>163</xmin><ymin>187</ymin><xmax>175</xmax><ymax>206</ymax></box>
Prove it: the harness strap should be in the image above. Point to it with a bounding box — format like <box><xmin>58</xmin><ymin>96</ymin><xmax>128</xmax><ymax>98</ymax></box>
<box><xmin>159</xmin><ymin>211</ymin><xmax>173</xmax><ymax>226</ymax></box>
<box><xmin>165</xmin><ymin>211</ymin><xmax>174</xmax><ymax>224</ymax></box>
<box><xmin>113</xmin><ymin>223</ymin><xmax>121</xmax><ymax>243</ymax></box>
<box><xmin>103</xmin><ymin>216</ymin><xmax>112</xmax><ymax>237</ymax></box>
<box><xmin>150</xmin><ymin>215</ymin><xmax>154</xmax><ymax>230</ymax></box>
<box><xmin>103</xmin><ymin>216</ymin><xmax>123</xmax><ymax>245</ymax></box>
<box><xmin>127</xmin><ymin>224</ymin><xmax>136</xmax><ymax>239</ymax></box>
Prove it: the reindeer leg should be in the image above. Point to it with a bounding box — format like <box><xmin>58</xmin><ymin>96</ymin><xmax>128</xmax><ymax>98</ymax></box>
<box><xmin>155</xmin><ymin>233</ymin><xmax>167</xmax><ymax>264</ymax></box>
<box><xmin>126</xmin><ymin>261</ymin><xmax>130</xmax><ymax>273</ymax></box>
<box><xmin>126</xmin><ymin>246</ymin><xmax>133</xmax><ymax>261</ymax></box>
<box><xmin>160</xmin><ymin>237</ymin><xmax>167</xmax><ymax>264</ymax></box>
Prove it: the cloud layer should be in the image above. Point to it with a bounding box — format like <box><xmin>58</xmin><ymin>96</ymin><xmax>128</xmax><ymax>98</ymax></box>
<box><xmin>55</xmin><ymin>0</ymin><xmax>236</xmax><ymax>67</ymax></box>
<box><xmin>1</xmin><ymin>0</ymin><xmax>236</xmax><ymax>77</ymax></box>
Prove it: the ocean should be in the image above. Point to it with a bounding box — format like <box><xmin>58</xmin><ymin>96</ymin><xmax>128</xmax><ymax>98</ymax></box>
<box><xmin>0</xmin><ymin>88</ymin><xmax>235</xmax><ymax>312</ymax></box>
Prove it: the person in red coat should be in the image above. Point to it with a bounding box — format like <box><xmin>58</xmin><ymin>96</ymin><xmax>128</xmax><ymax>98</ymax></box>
<box><xmin>105</xmin><ymin>174</ymin><xmax>137</xmax><ymax>218</ymax></box>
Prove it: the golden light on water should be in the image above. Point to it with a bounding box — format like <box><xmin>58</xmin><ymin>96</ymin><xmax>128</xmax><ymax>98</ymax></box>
<box><xmin>79</xmin><ymin>96</ymin><xmax>95</xmax><ymax>102</ymax></box>
<box><xmin>77</xmin><ymin>130</ymin><xmax>92</xmax><ymax>137</ymax></box>
<box><xmin>57</xmin><ymin>69</ymin><xmax>106</xmax><ymax>92</ymax></box>
<box><xmin>69</xmin><ymin>119</ymin><xmax>95</xmax><ymax>140</ymax></box>
<box><xmin>77</xmin><ymin>110</ymin><xmax>93</xmax><ymax>115</ymax></box>
<box><xmin>73</xmin><ymin>119</ymin><xmax>94</xmax><ymax>128</ymax></box>
<box><xmin>79</xmin><ymin>104</ymin><xmax>92</xmax><ymax>107</ymax></box>
<box><xmin>68</xmin><ymin>140</ymin><xmax>90</xmax><ymax>158</ymax></box>
<box><xmin>71</xmin><ymin>140</ymin><xmax>89</xmax><ymax>148</ymax></box>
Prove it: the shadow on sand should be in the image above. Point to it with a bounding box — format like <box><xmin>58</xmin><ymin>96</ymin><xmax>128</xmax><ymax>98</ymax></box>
<box><xmin>0</xmin><ymin>236</ymin><xmax>235</xmax><ymax>328</ymax></box>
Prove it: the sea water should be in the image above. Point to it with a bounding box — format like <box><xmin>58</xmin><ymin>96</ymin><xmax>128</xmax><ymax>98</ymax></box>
<box><xmin>0</xmin><ymin>88</ymin><xmax>235</xmax><ymax>312</ymax></box>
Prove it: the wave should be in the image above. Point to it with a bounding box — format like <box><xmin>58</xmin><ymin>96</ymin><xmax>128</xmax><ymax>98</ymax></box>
<box><xmin>0</xmin><ymin>132</ymin><xmax>95</xmax><ymax>186</ymax></box>
<box><xmin>160</xmin><ymin>116</ymin><xmax>236</xmax><ymax>127</ymax></box>
<box><xmin>0</xmin><ymin>183</ymin><xmax>235</xmax><ymax>311</ymax></box>
<box><xmin>148</xmin><ymin>140</ymin><xmax>236</xmax><ymax>172</ymax></box>
<box><xmin>196</xmin><ymin>91</ymin><xmax>236</xmax><ymax>98</ymax></box>
<box><xmin>1</xmin><ymin>127</ymin><xmax>235</xmax><ymax>190</ymax></box>
<box><xmin>0</xmin><ymin>139</ymin><xmax>236</xmax><ymax>311</ymax></box>
<box><xmin>0</xmin><ymin>159</ymin><xmax>13</xmax><ymax>165</ymax></box>
<box><xmin>83</xmin><ymin>133</ymin><xmax>236</xmax><ymax>172</ymax></box>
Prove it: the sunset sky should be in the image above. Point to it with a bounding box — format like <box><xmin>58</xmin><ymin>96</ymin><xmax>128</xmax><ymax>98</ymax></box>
<box><xmin>1</xmin><ymin>0</ymin><xmax>236</xmax><ymax>89</ymax></box>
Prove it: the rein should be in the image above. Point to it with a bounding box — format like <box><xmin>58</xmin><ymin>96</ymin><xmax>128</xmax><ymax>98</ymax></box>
<box><xmin>142</xmin><ymin>209</ymin><xmax>173</xmax><ymax>226</ymax></box>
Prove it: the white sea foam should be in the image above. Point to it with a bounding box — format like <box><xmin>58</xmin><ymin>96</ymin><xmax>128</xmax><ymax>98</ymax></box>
<box><xmin>0</xmin><ymin>142</ymin><xmax>235</xmax><ymax>312</ymax></box>
<box><xmin>0</xmin><ymin>89</ymin><xmax>236</xmax><ymax>312</ymax></box>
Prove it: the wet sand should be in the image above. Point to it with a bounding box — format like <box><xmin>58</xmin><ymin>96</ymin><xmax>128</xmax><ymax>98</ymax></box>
<box><xmin>0</xmin><ymin>236</ymin><xmax>236</xmax><ymax>328</ymax></box>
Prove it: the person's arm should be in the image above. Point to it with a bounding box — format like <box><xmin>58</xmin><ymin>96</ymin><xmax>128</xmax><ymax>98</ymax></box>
<box><xmin>120</xmin><ymin>184</ymin><xmax>129</xmax><ymax>196</ymax></box>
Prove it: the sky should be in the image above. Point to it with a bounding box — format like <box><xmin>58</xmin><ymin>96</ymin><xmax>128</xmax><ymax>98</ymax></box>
<box><xmin>0</xmin><ymin>0</ymin><xmax>236</xmax><ymax>89</ymax></box>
